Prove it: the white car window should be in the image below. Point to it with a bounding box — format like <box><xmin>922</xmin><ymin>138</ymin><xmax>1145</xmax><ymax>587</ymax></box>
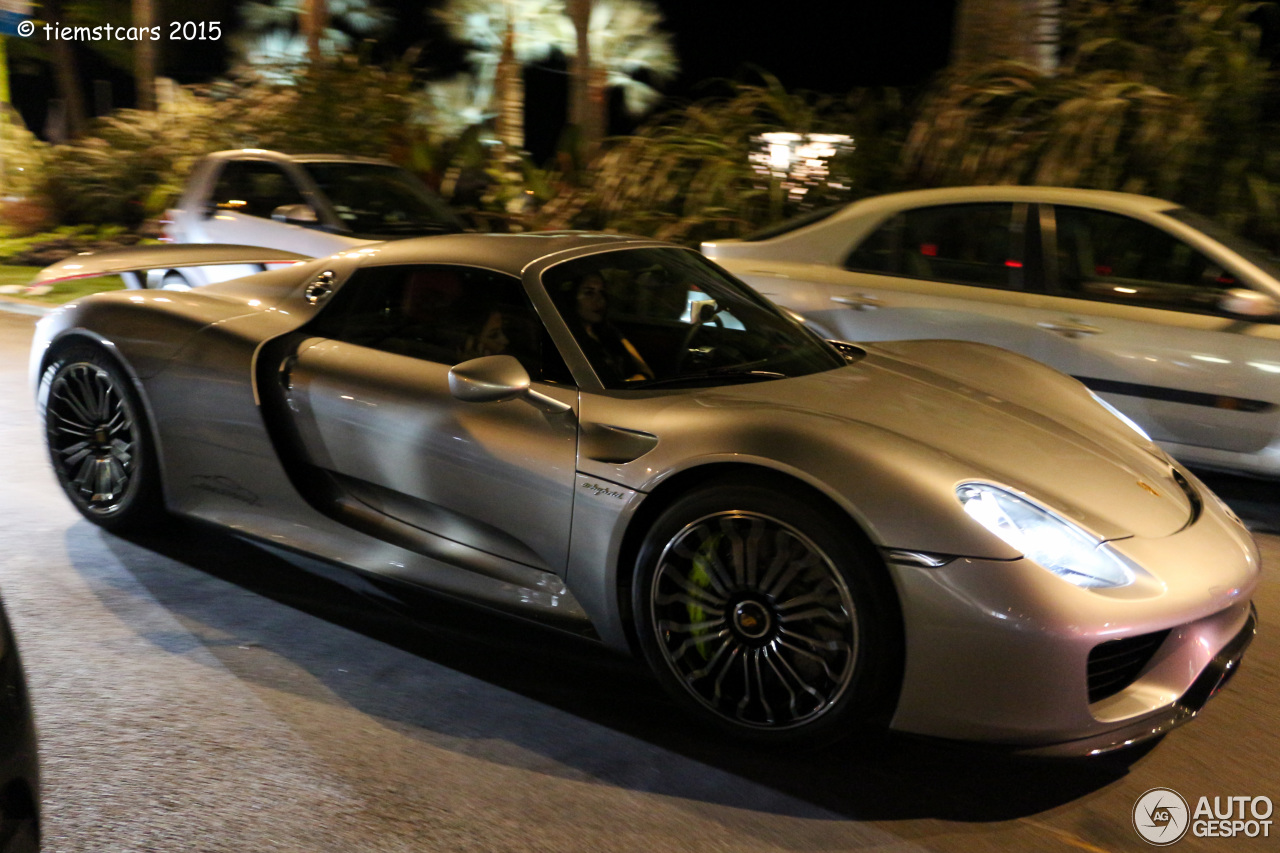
<box><xmin>1053</xmin><ymin>206</ymin><xmax>1237</xmax><ymax>314</ymax></box>
<box><xmin>845</xmin><ymin>203</ymin><xmax>1026</xmax><ymax>291</ymax></box>
<box><xmin>210</xmin><ymin>161</ymin><xmax>307</xmax><ymax>219</ymax></box>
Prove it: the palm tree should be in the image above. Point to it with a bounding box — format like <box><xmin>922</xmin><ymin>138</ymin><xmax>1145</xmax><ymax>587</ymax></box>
<box><xmin>436</xmin><ymin>0</ymin><xmax>676</xmax><ymax>151</ymax></box>
<box><xmin>908</xmin><ymin>0</ymin><xmax>1280</xmax><ymax>245</ymax></box>
<box><xmin>41</xmin><ymin>0</ymin><xmax>87</xmax><ymax>138</ymax></box>
<box><xmin>235</xmin><ymin>0</ymin><xmax>391</xmax><ymax>73</ymax></box>
<box><xmin>565</xmin><ymin>0</ymin><xmax>592</xmax><ymax>144</ymax></box>
<box><xmin>434</xmin><ymin>0</ymin><xmax>568</xmax><ymax>149</ymax></box>
<box><xmin>305</xmin><ymin>0</ymin><xmax>330</xmax><ymax>62</ymax></box>
<box><xmin>951</xmin><ymin>0</ymin><xmax>1061</xmax><ymax>73</ymax></box>
<box><xmin>133</xmin><ymin>0</ymin><xmax>157</xmax><ymax>109</ymax></box>
<box><xmin>565</xmin><ymin>0</ymin><xmax>678</xmax><ymax>151</ymax></box>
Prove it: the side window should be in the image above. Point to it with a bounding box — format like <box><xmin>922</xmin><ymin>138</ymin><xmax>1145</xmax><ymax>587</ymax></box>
<box><xmin>844</xmin><ymin>214</ymin><xmax>901</xmax><ymax>274</ymax></box>
<box><xmin>210</xmin><ymin>161</ymin><xmax>306</xmax><ymax>219</ymax></box>
<box><xmin>1054</xmin><ymin>206</ymin><xmax>1237</xmax><ymax>313</ymax></box>
<box><xmin>846</xmin><ymin>204</ymin><xmax>1023</xmax><ymax>290</ymax></box>
<box><xmin>310</xmin><ymin>265</ymin><xmax>570</xmax><ymax>383</ymax></box>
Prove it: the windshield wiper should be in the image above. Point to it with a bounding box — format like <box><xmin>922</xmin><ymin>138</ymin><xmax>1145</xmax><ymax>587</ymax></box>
<box><xmin>629</xmin><ymin>369</ymin><xmax>787</xmax><ymax>389</ymax></box>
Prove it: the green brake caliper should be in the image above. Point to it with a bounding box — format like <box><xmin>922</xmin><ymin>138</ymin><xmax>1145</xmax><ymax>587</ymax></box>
<box><xmin>687</xmin><ymin>533</ymin><xmax>722</xmax><ymax>660</ymax></box>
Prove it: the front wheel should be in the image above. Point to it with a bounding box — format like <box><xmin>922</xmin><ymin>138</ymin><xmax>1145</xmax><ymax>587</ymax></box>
<box><xmin>633</xmin><ymin>481</ymin><xmax>901</xmax><ymax>746</ymax></box>
<box><xmin>39</xmin><ymin>346</ymin><xmax>165</xmax><ymax>531</ymax></box>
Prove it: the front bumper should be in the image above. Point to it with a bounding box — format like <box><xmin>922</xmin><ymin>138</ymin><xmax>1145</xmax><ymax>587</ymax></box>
<box><xmin>885</xmin><ymin>493</ymin><xmax>1259</xmax><ymax>753</ymax></box>
<box><xmin>1019</xmin><ymin>603</ymin><xmax>1256</xmax><ymax>757</ymax></box>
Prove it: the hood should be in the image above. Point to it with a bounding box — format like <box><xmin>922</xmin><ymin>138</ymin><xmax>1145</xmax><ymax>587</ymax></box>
<box><xmin>712</xmin><ymin>340</ymin><xmax>1194</xmax><ymax>541</ymax></box>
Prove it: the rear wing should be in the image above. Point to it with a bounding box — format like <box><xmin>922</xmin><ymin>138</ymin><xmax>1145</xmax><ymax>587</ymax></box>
<box><xmin>33</xmin><ymin>244</ymin><xmax>313</xmax><ymax>286</ymax></box>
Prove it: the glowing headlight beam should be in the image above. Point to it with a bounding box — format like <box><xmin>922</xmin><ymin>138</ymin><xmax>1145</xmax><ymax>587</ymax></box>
<box><xmin>957</xmin><ymin>484</ymin><xmax>1135</xmax><ymax>589</ymax></box>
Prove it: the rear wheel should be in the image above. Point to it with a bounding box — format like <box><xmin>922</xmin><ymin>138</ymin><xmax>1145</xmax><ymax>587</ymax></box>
<box><xmin>633</xmin><ymin>481</ymin><xmax>901</xmax><ymax>746</ymax></box>
<box><xmin>39</xmin><ymin>346</ymin><xmax>164</xmax><ymax>531</ymax></box>
<box><xmin>160</xmin><ymin>271</ymin><xmax>192</xmax><ymax>291</ymax></box>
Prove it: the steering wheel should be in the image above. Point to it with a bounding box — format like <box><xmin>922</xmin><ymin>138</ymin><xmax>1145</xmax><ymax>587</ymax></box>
<box><xmin>675</xmin><ymin>302</ymin><xmax>720</xmax><ymax>370</ymax></box>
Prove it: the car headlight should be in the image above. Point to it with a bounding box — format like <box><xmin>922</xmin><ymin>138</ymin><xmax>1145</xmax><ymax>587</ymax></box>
<box><xmin>956</xmin><ymin>483</ymin><xmax>1135</xmax><ymax>588</ymax></box>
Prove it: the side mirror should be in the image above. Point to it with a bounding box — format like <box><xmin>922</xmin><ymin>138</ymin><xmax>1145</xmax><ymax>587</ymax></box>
<box><xmin>448</xmin><ymin>355</ymin><xmax>572</xmax><ymax>414</ymax></box>
<box><xmin>1219</xmin><ymin>288</ymin><xmax>1278</xmax><ymax>318</ymax></box>
<box><xmin>271</xmin><ymin>203</ymin><xmax>319</xmax><ymax>226</ymax></box>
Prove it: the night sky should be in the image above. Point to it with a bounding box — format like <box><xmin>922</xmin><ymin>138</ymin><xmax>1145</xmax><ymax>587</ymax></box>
<box><xmin>9</xmin><ymin>0</ymin><xmax>959</xmax><ymax>150</ymax></box>
<box><xmin>655</xmin><ymin>1</ymin><xmax>957</xmax><ymax>95</ymax></box>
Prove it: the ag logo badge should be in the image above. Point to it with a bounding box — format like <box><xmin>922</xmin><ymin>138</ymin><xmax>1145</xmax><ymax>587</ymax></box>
<box><xmin>1134</xmin><ymin>787</ymin><xmax>1190</xmax><ymax>845</ymax></box>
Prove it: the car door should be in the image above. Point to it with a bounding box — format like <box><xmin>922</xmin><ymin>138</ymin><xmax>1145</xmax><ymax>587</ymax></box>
<box><xmin>1027</xmin><ymin>204</ymin><xmax>1280</xmax><ymax>455</ymax></box>
<box><xmin>280</xmin><ymin>263</ymin><xmax>580</xmax><ymax>574</ymax></box>
<box><xmin>782</xmin><ymin>202</ymin><xmax>1088</xmax><ymax>369</ymax></box>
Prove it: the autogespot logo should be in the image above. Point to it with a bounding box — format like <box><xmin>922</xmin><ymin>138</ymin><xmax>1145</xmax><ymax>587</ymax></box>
<box><xmin>1134</xmin><ymin>788</ymin><xmax>1190</xmax><ymax>846</ymax></box>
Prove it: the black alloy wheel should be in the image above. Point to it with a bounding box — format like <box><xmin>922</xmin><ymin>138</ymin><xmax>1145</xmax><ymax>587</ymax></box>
<box><xmin>40</xmin><ymin>346</ymin><xmax>163</xmax><ymax>531</ymax></box>
<box><xmin>633</xmin><ymin>480</ymin><xmax>900</xmax><ymax>745</ymax></box>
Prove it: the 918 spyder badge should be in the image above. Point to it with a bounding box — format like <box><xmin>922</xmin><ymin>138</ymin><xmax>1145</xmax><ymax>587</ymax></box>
<box><xmin>580</xmin><ymin>481</ymin><xmax>628</xmax><ymax>500</ymax></box>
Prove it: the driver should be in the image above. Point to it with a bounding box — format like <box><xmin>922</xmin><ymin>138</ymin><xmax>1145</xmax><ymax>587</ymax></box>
<box><xmin>564</xmin><ymin>272</ymin><xmax>654</xmax><ymax>384</ymax></box>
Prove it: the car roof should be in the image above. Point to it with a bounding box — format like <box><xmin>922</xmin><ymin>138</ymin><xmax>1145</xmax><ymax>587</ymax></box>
<box><xmin>202</xmin><ymin>149</ymin><xmax>396</xmax><ymax>167</ymax></box>
<box><xmin>705</xmin><ymin>186</ymin><xmax>1188</xmax><ymax>263</ymax></box>
<box><xmin>337</xmin><ymin>231</ymin><xmax>665</xmax><ymax>275</ymax></box>
<box><xmin>838</xmin><ymin>185</ymin><xmax>1182</xmax><ymax>219</ymax></box>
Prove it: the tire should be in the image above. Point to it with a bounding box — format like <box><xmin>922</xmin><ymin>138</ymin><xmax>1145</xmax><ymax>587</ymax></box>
<box><xmin>39</xmin><ymin>345</ymin><xmax>165</xmax><ymax>531</ymax></box>
<box><xmin>160</xmin><ymin>271</ymin><xmax>192</xmax><ymax>291</ymax></box>
<box><xmin>632</xmin><ymin>479</ymin><xmax>901</xmax><ymax>746</ymax></box>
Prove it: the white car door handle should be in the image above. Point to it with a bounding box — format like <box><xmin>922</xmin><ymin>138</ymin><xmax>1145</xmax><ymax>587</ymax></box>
<box><xmin>1038</xmin><ymin>319</ymin><xmax>1102</xmax><ymax>338</ymax></box>
<box><xmin>832</xmin><ymin>294</ymin><xmax>883</xmax><ymax>310</ymax></box>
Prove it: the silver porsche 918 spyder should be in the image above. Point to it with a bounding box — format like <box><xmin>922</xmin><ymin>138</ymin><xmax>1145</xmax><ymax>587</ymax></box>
<box><xmin>30</xmin><ymin>233</ymin><xmax>1258</xmax><ymax>754</ymax></box>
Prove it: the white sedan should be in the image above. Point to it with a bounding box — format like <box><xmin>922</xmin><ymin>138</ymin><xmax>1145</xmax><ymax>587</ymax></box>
<box><xmin>703</xmin><ymin>186</ymin><xmax>1280</xmax><ymax>478</ymax></box>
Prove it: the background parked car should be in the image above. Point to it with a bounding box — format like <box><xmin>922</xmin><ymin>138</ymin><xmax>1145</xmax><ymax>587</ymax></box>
<box><xmin>154</xmin><ymin>149</ymin><xmax>464</xmax><ymax>288</ymax></box>
<box><xmin>703</xmin><ymin>186</ymin><xmax>1280</xmax><ymax>479</ymax></box>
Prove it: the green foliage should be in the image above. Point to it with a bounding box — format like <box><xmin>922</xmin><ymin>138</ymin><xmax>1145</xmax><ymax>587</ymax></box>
<box><xmin>0</xmin><ymin>264</ymin><xmax>122</xmax><ymax>304</ymax></box>
<box><xmin>234</xmin><ymin>0</ymin><xmax>395</xmax><ymax>74</ymax></box>
<box><xmin>0</xmin><ymin>112</ymin><xmax>46</xmax><ymax>200</ymax></box>
<box><xmin>532</xmin><ymin>77</ymin><xmax>908</xmax><ymax>245</ymax></box>
<box><xmin>41</xmin><ymin>114</ymin><xmax>189</xmax><ymax>228</ymax></box>
<box><xmin>38</xmin><ymin>91</ymin><xmax>226</xmax><ymax>228</ymax></box>
<box><xmin>34</xmin><ymin>56</ymin><xmax>423</xmax><ymax>228</ymax></box>
<box><xmin>902</xmin><ymin>0</ymin><xmax>1280</xmax><ymax>249</ymax></box>
<box><xmin>902</xmin><ymin>62</ymin><xmax>1202</xmax><ymax>194</ymax></box>
<box><xmin>212</xmin><ymin>56</ymin><xmax>419</xmax><ymax>156</ymax></box>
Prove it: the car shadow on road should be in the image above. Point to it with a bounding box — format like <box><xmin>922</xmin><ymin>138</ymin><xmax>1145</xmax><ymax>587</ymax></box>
<box><xmin>88</xmin><ymin>517</ymin><xmax>1146</xmax><ymax>824</ymax></box>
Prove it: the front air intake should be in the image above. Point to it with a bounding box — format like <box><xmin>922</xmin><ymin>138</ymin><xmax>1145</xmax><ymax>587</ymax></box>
<box><xmin>1088</xmin><ymin>630</ymin><xmax>1171</xmax><ymax>703</ymax></box>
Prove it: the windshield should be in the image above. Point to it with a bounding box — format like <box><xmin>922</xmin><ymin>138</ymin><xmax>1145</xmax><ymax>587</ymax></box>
<box><xmin>543</xmin><ymin>247</ymin><xmax>846</xmax><ymax>389</ymax></box>
<box><xmin>302</xmin><ymin>162</ymin><xmax>464</xmax><ymax>237</ymax></box>
<box><xmin>1166</xmin><ymin>207</ymin><xmax>1280</xmax><ymax>280</ymax></box>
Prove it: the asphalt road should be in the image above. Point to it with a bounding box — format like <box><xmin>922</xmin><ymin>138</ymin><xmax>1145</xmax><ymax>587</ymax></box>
<box><xmin>1</xmin><ymin>308</ymin><xmax>1277</xmax><ymax>853</ymax></box>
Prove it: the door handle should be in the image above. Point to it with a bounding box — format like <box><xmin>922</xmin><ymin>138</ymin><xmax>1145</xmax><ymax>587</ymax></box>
<box><xmin>1037</xmin><ymin>319</ymin><xmax>1102</xmax><ymax>338</ymax></box>
<box><xmin>832</xmin><ymin>294</ymin><xmax>883</xmax><ymax>310</ymax></box>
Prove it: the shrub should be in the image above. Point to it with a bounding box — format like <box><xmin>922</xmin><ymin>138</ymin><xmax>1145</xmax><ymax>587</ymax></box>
<box><xmin>0</xmin><ymin>111</ymin><xmax>47</xmax><ymax>201</ymax></box>
<box><xmin>530</xmin><ymin>77</ymin><xmax>910</xmax><ymax>245</ymax></box>
<box><xmin>35</xmin><ymin>55</ymin><xmax>425</xmax><ymax>229</ymax></box>
<box><xmin>0</xmin><ymin>199</ymin><xmax>52</xmax><ymax>237</ymax></box>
